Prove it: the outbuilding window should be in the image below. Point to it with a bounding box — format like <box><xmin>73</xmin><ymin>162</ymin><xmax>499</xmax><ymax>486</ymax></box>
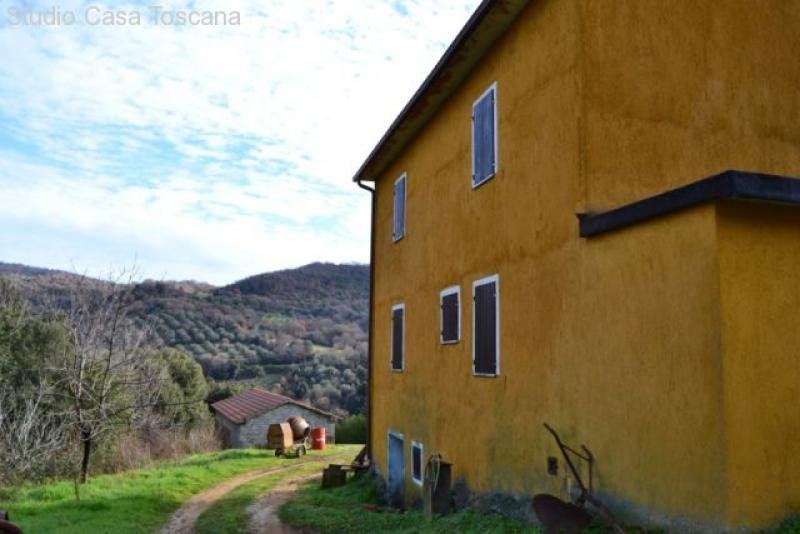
<box><xmin>393</xmin><ymin>173</ymin><xmax>406</xmax><ymax>241</ymax></box>
<box><xmin>472</xmin><ymin>83</ymin><xmax>497</xmax><ymax>188</ymax></box>
<box><xmin>391</xmin><ymin>304</ymin><xmax>405</xmax><ymax>371</ymax></box>
<box><xmin>440</xmin><ymin>286</ymin><xmax>460</xmax><ymax>344</ymax></box>
<box><xmin>411</xmin><ymin>441</ymin><xmax>423</xmax><ymax>485</ymax></box>
<box><xmin>473</xmin><ymin>275</ymin><xmax>499</xmax><ymax>376</ymax></box>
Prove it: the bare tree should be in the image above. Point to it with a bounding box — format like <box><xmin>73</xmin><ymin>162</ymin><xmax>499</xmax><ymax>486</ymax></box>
<box><xmin>0</xmin><ymin>387</ymin><xmax>68</xmax><ymax>484</ymax></box>
<box><xmin>52</xmin><ymin>270</ymin><xmax>163</xmax><ymax>484</ymax></box>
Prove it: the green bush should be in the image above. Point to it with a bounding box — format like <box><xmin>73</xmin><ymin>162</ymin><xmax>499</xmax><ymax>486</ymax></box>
<box><xmin>336</xmin><ymin>414</ymin><xmax>366</xmax><ymax>444</ymax></box>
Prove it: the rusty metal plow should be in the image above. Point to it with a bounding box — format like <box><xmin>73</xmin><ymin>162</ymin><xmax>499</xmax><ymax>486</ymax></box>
<box><xmin>532</xmin><ymin>423</ymin><xmax>624</xmax><ymax>534</ymax></box>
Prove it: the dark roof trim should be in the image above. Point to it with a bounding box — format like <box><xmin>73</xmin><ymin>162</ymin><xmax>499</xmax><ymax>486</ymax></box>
<box><xmin>578</xmin><ymin>170</ymin><xmax>800</xmax><ymax>237</ymax></box>
<box><xmin>352</xmin><ymin>0</ymin><xmax>530</xmax><ymax>183</ymax></box>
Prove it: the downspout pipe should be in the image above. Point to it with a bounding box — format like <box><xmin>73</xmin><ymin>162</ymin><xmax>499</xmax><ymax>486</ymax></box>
<box><xmin>356</xmin><ymin>178</ymin><xmax>375</xmax><ymax>461</ymax></box>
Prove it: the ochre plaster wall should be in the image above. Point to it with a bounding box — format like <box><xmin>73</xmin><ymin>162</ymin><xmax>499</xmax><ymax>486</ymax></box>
<box><xmin>368</xmin><ymin>0</ymin><xmax>800</xmax><ymax>528</ymax></box>
<box><xmin>717</xmin><ymin>202</ymin><xmax>800</xmax><ymax>528</ymax></box>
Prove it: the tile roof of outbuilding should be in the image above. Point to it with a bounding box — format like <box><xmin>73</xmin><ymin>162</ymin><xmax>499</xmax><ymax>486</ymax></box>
<box><xmin>211</xmin><ymin>388</ymin><xmax>334</xmax><ymax>425</ymax></box>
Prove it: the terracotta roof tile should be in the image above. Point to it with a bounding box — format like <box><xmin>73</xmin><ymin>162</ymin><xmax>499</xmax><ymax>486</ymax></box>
<box><xmin>211</xmin><ymin>388</ymin><xmax>336</xmax><ymax>424</ymax></box>
<box><xmin>211</xmin><ymin>388</ymin><xmax>292</xmax><ymax>424</ymax></box>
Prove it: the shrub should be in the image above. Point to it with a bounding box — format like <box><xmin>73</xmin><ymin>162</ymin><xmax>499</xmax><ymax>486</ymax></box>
<box><xmin>336</xmin><ymin>415</ymin><xmax>367</xmax><ymax>444</ymax></box>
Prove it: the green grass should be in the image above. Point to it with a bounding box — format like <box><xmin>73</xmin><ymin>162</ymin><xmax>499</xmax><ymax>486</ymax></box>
<box><xmin>775</xmin><ymin>517</ymin><xmax>800</xmax><ymax>533</ymax></box>
<box><xmin>279</xmin><ymin>475</ymin><xmax>541</xmax><ymax>533</ymax></box>
<box><xmin>195</xmin><ymin>446</ymin><xmax>358</xmax><ymax>533</ymax></box>
<box><xmin>0</xmin><ymin>445</ymin><xmax>359</xmax><ymax>534</ymax></box>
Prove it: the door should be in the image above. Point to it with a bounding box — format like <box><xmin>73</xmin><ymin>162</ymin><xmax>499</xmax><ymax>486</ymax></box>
<box><xmin>387</xmin><ymin>432</ymin><xmax>405</xmax><ymax>507</ymax></box>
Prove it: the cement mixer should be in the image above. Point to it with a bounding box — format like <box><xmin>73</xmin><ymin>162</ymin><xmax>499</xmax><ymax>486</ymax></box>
<box><xmin>268</xmin><ymin>415</ymin><xmax>311</xmax><ymax>457</ymax></box>
<box><xmin>287</xmin><ymin>415</ymin><xmax>311</xmax><ymax>441</ymax></box>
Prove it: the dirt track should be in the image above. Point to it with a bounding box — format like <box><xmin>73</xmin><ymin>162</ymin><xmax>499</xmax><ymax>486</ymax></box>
<box><xmin>247</xmin><ymin>474</ymin><xmax>319</xmax><ymax>533</ymax></box>
<box><xmin>160</xmin><ymin>464</ymin><xmax>295</xmax><ymax>534</ymax></box>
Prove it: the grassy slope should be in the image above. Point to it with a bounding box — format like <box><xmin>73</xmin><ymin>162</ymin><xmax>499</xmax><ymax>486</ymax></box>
<box><xmin>280</xmin><ymin>475</ymin><xmax>541</xmax><ymax>533</ymax></box>
<box><xmin>0</xmin><ymin>446</ymin><xmax>357</xmax><ymax>534</ymax></box>
<box><xmin>195</xmin><ymin>446</ymin><xmax>358</xmax><ymax>534</ymax></box>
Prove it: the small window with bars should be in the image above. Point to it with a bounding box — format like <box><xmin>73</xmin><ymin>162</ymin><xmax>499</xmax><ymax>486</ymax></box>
<box><xmin>473</xmin><ymin>275</ymin><xmax>499</xmax><ymax>376</ymax></box>
<box><xmin>393</xmin><ymin>173</ymin><xmax>406</xmax><ymax>242</ymax></box>
<box><xmin>472</xmin><ymin>83</ymin><xmax>497</xmax><ymax>188</ymax></box>
<box><xmin>440</xmin><ymin>286</ymin><xmax>460</xmax><ymax>344</ymax></box>
<box><xmin>411</xmin><ymin>441</ymin><xmax>423</xmax><ymax>485</ymax></box>
<box><xmin>391</xmin><ymin>304</ymin><xmax>404</xmax><ymax>372</ymax></box>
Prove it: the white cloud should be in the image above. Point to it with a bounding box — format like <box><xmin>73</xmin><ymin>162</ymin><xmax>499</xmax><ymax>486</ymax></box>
<box><xmin>0</xmin><ymin>0</ymin><xmax>481</xmax><ymax>283</ymax></box>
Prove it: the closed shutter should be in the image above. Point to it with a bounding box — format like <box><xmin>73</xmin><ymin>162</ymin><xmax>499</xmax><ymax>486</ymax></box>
<box><xmin>441</xmin><ymin>291</ymin><xmax>459</xmax><ymax>343</ymax></box>
<box><xmin>472</xmin><ymin>87</ymin><xmax>496</xmax><ymax>186</ymax></box>
<box><xmin>391</xmin><ymin>306</ymin><xmax>404</xmax><ymax>370</ymax></box>
<box><xmin>393</xmin><ymin>175</ymin><xmax>405</xmax><ymax>241</ymax></box>
<box><xmin>473</xmin><ymin>279</ymin><xmax>497</xmax><ymax>375</ymax></box>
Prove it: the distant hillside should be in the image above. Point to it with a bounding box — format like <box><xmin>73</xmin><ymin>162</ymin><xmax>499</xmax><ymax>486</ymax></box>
<box><xmin>224</xmin><ymin>262</ymin><xmax>368</xmax><ymax>299</ymax></box>
<box><xmin>0</xmin><ymin>261</ymin><xmax>71</xmax><ymax>277</ymax></box>
<box><xmin>2</xmin><ymin>262</ymin><xmax>369</xmax><ymax>415</ymax></box>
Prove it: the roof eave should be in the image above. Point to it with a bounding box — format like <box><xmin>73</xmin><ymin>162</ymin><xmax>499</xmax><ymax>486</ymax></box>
<box><xmin>352</xmin><ymin>0</ymin><xmax>530</xmax><ymax>184</ymax></box>
<box><xmin>577</xmin><ymin>170</ymin><xmax>800</xmax><ymax>237</ymax></box>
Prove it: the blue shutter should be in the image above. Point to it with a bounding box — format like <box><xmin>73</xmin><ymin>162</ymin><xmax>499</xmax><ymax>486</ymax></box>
<box><xmin>474</xmin><ymin>280</ymin><xmax>497</xmax><ymax>375</ymax></box>
<box><xmin>441</xmin><ymin>292</ymin><xmax>459</xmax><ymax>343</ymax></box>
<box><xmin>393</xmin><ymin>176</ymin><xmax>405</xmax><ymax>241</ymax></box>
<box><xmin>472</xmin><ymin>88</ymin><xmax>496</xmax><ymax>186</ymax></box>
<box><xmin>392</xmin><ymin>307</ymin><xmax>404</xmax><ymax>370</ymax></box>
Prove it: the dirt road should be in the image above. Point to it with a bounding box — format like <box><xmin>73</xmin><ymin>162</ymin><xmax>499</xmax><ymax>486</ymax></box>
<box><xmin>160</xmin><ymin>464</ymin><xmax>295</xmax><ymax>534</ymax></box>
<box><xmin>247</xmin><ymin>474</ymin><xmax>319</xmax><ymax>533</ymax></box>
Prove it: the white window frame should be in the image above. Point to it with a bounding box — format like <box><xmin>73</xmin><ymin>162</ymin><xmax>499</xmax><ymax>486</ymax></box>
<box><xmin>393</xmin><ymin>173</ymin><xmax>407</xmax><ymax>242</ymax></box>
<box><xmin>411</xmin><ymin>441</ymin><xmax>424</xmax><ymax>486</ymax></box>
<box><xmin>471</xmin><ymin>81</ymin><xmax>499</xmax><ymax>189</ymax></box>
<box><xmin>391</xmin><ymin>303</ymin><xmax>405</xmax><ymax>372</ymax></box>
<box><xmin>439</xmin><ymin>285</ymin><xmax>461</xmax><ymax>344</ymax></box>
<box><xmin>472</xmin><ymin>274</ymin><xmax>500</xmax><ymax>377</ymax></box>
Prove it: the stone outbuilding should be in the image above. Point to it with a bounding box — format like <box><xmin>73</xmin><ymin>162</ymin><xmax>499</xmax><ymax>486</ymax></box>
<box><xmin>211</xmin><ymin>388</ymin><xmax>336</xmax><ymax>448</ymax></box>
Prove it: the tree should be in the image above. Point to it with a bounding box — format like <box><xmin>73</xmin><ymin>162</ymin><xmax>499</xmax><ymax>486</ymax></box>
<box><xmin>151</xmin><ymin>348</ymin><xmax>210</xmax><ymax>427</ymax></box>
<box><xmin>52</xmin><ymin>272</ymin><xmax>162</xmax><ymax>483</ymax></box>
<box><xmin>0</xmin><ymin>388</ymin><xmax>68</xmax><ymax>484</ymax></box>
<box><xmin>0</xmin><ymin>279</ymin><xmax>70</xmax><ymax>484</ymax></box>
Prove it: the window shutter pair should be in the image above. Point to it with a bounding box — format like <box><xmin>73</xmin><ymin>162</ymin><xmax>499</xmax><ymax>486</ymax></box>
<box><xmin>393</xmin><ymin>175</ymin><xmax>406</xmax><ymax>241</ymax></box>
<box><xmin>473</xmin><ymin>279</ymin><xmax>498</xmax><ymax>375</ymax></box>
<box><xmin>391</xmin><ymin>306</ymin><xmax>404</xmax><ymax>371</ymax></box>
<box><xmin>472</xmin><ymin>87</ymin><xmax>496</xmax><ymax>186</ymax></box>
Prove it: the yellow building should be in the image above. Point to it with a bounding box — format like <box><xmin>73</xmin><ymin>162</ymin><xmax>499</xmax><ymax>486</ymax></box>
<box><xmin>353</xmin><ymin>0</ymin><xmax>800</xmax><ymax>530</ymax></box>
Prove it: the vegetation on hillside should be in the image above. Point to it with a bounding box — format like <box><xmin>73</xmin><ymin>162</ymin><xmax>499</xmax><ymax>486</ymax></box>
<box><xmin>2</xmin><ymin>261</ymin><xmax>369</xmax><ymax>416</ymax></box>
<box><xmin>0</xmin><ymin>275</ymin><xmax>215</xmax><ymax>486</ymax></box>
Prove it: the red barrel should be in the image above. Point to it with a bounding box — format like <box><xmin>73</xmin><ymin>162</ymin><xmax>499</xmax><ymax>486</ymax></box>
<box><xmin>311</xmin><ymin>427</ymin><xmax>326</xmax><ymax>450</ymax></box>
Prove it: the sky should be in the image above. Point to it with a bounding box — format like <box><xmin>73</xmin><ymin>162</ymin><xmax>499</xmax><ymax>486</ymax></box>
<box><xmin>0</xmin><ymin>0</ymin><xmax>481</xmax><ymax>285</ymax></box>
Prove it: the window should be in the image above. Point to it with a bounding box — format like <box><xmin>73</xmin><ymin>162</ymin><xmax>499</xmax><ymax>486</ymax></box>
<box><xmin>393</xmin><ymin>173</ymin><xmax>406</xmax><ymax>241</ymax></box>
<box><xmin>473</xmin><ymin>275</ymin><xmax>499</xmax><ymax>376</ymax></box>
<box><xmin>471</xmin><ymin>83</ymin><xmax>497</xmax><ymax>188</ymax></box>
<box><xmin>440</xmin><ymin>286</ymin><xmax>460</xmax><ymax>344</ymax></box>
<box><xmin>411</xmin><ymin>441</ymin><xmax>423</xmax><ymax>485</ymax></box>
<box><xmin>391</xmin><ymin>304</ymin><xmax>405</xmax><ymax>371</ymax></box>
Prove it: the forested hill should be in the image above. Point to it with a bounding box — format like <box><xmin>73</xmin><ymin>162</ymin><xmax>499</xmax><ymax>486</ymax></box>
<box><xmin>1</xmin><ymin>261</ymin><xmax>369</xmax><ymax>415</ymax></box>
<box><xmin>0</xmin><ymin>261</ymin><xmax>71</xmax><ymax>277</ymax></box>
